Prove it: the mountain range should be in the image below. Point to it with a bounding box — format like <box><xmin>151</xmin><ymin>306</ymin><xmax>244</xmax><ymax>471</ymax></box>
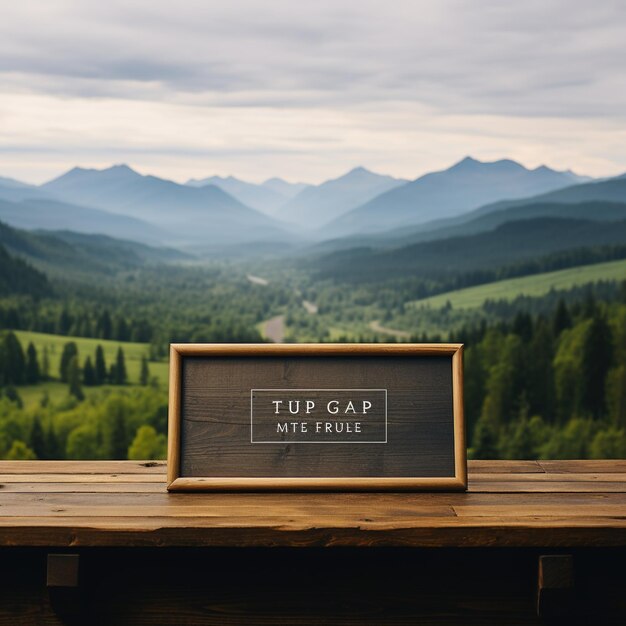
<box><xmin>186</xmin><ymin>175</ymin><xmax>307</xmax><ymax>215</ymax></box>
<box><xmin>1</xmin><ymin>157</ymin><xmax>622</xmax><ymax>257</ymax></box>
<box><xmin>323</xmin><ymin>157</ymin><xmax>591</xmax><ymax>237</ymax></box>
<box><xmin>276</xmin><ymin>167</ymin><xmax>407</xmax><ymax>229</ymax></box>
<box><xmin>39</xmin><ymin>165</ymin><xmax>290</xmax><ymax>247</ymax></box>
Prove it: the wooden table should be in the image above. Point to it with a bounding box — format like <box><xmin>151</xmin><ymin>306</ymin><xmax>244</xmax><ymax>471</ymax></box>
<box><xmin>0</xmin><ymin>460</ymin><xmax>625</xmax><ymax>624</ymax></box>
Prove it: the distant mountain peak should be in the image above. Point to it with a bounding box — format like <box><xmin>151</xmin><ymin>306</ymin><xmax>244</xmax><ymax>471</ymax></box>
<box><xmin>0</xmin><ymin>175</ymin><xmax>33</xmax><ymax>189</ymax></box>
<box><xmin>108</xmin><ymin>163</ymin><xmax>137</xmax><ymax>174</ymax></box>
<box><xmin>51</xmin><ymin>163</ymin><xmax>140</xmax><ymax>183</ymax></box>
<box><xmin>457</xmin><ymin>156</ymin><xmax>480</xmax><ymax>166</ymax></box>
<box><xmin>100</xmin><ymin>163</ymin><xmax>141</xmax><ymax>179</ymax></box>
<box><xmin>451</xmin><ymin>156</ymin><xmax>525</xmax><ymax>171</ymax></box>
<box><xmin>346</xmin><ymin>166</ymin><xmax>371</xmax><ymax>176</ymax></box>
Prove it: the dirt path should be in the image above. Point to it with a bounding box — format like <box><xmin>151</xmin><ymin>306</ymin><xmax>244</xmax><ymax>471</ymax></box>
<box><xmin>369</xmin><ymin>320</ymin><xmax>411</xmax><ymax>339</ymax></box>
<box><xmin>302</xmin><ymin>300</ymin><xmax>318</xmax><ymax>314</ymax></box>
<box><xmin>263</xmin><ymin>314</ymin><xmax>285</xmax><ymax>343</ymax></box>
<box><xmin>247</xmin><ymin>274</ymin><xmax>269</xmax><ymax>286</ymax></box>
<box><xmin>254</xmin><ymin>276</ymin><xmax>317</xmax><ymax>341</ymax></box>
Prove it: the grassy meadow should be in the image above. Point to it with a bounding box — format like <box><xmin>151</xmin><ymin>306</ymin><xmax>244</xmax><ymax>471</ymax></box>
<box><xmin>14</xmin><ymin>330</ymin><xmax>168</xmax><ymax>388</ymax></box>
<box><xmin>410</xmin><ymin>258</ymin><xmax>626</xmax><ymax>310</ymax></box>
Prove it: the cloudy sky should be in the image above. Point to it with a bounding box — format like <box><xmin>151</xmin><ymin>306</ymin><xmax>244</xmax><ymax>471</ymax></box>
<box><xmin>1</xmin><ymin>0</ymin><xmax>625</xmax><ymax>184</ymax></box>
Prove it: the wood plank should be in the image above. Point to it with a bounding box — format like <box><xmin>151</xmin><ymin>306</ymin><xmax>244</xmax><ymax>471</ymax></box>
<box><xmin>0</xmin><ymin>493</ymin><xmax>624</xmax><ymax>521</ymax></box>
<box><xmin>454</xmin><ymin>505</ymin><xmax>626</xmax><ymax>517</ymax></box>
<box><xmin>3</xmin><ymin>490</ymin><xmax>624</xmax><ymax>506</ymax></box>
<box><xmin>468</xmin><ymin>460</ymin><xmax>544</xmax><ymax>474</ymax></box>
<box><xmin>0</xmin><ymin>516</ymin><xmax>624</xmax><ymax>548</ymax></box>
<box><xmin>468</xmin><ymin>480</ymin><xmax>626</xmax><ymax>493</ymax></box>
<box><xmin>470</xmin><ymin>473</ymin><xmax>626</xmax><ymax>482</ymax></box>
<box><xmin>0</xmin><ymin>482</ymin><xmax>167</xmax><ymax>493</ymax></box>
<box><xmin>0</xmin><ymin>504</ymin><xmax>456</xmax><ymax>518</ymax></box>
<box><xmin>0</xmin><ymin>474</ymin><xmax>166</xmax><ymax>483</ymax></box>
<box><xmin>539</xmin><ymin>460</ymin><xmax>626</xmax><ymax>474</ymax></box>
<box><xmin>0</xmin><ymin>461</ymin><xmax>166</xmax><ymax>474</ymax></box>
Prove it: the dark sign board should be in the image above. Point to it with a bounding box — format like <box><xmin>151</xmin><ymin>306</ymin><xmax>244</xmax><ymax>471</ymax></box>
<box><xmin>167</xmin><ymin>344</ymin><xmax>466</xmax><ymax>491</ymax></box>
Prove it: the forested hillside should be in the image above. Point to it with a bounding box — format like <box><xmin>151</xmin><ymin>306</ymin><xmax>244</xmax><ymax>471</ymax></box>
<box><xmin>0</xmin><ymin>244</ymin><xmax>51</xmax><ymax>297</ymax></box>
<box><xmin>460</xmin><ymin>296</ymin><xmax>626</xmax><ymax>459</ymax></box>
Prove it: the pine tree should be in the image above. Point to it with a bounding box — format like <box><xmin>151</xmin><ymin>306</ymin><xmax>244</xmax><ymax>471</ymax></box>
<box><xmin>25</xmin><ymin>342</ymin><xmax>40</xmax><ymax>384</ymax></box>
<box><xmin>581</xmin><ymin>313</ymin><xmax>613</xmax><ymax>419</ymax></box>
<box><xmin>109</xmin><ymin>411</ymin><xmax>128</xmax><ymax>459</ymax></box>
<box><xmin>512</xmin><ymin>312</ymin><xmax>533</xmax><ymax>342</ymax></box>
<box><xmin>471</xmin><ymin>416</ymin><xmax>500</xmax><ymax>459</ymax></box>
<box><xmin>94</xmin><ymin>345</ymin><xmax>107</xmax><ymax>385</ymax></box>
<box><xmin>83</xmin><ymin>356</ymin><xmax>96</xmax><ymax>386</ymax></box>
<box><xmin>114</xmin><ymin>317</ymin><xmax>130</xmax><ymax>341</ymax></box>
<box><xmin>59</xmin><ymin>342</ymin><xmax>78</xmax><ymax>382</ymax></box>
<box><xmin>108</xmin><ymin>364</ymin><xmax>117</xmax><ymax>384</ymax></box>
<box><xmin>56</xmin><ymin>308</ymin><xmax>71</xmax><ymax>335</ymax></box>
<box><xmin>140</xmin><ymin>355</ymin><xmax>150</xmax><ymax>386</ymax></box>
<box><xmin>41</xmin><ymin>345</ymin><xmax>50</xmax><ymax>380</ymax></box>
<box><xmin>553</xmin><ymin>299</ymin><xmax>571</xmax><ymax>336</ymax></box>
<box><xmin>97</xmin><ymin>311</ymin><xmax>112</xmax><ymax>340</ymax></box>
<box><xmin>67</xmin><ymin>355</ymin><xmax>84</xmax><ymax>400</ymax></box>
<box><xmin>3</xmin><ymin>332</ymin><xmax>25</xmax><ymax>385</ymax></box>
<box><xmin>115</xmin><ymin>347</ymin><xmax>127</xmax><ymax>385</ymax></box>
<box><xmin>29</xmin><ymin>416</ymin><xmax>46</xmax><ymax>459</ymax></box>
<box><xmin>46</xmin><ymin>422</ymin><xmax>62</xmax><ymax>459</ymax></box>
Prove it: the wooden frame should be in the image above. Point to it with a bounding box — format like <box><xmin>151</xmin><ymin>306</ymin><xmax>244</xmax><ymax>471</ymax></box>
<box><xmin>167</xmin><ymin>343</ymin><xmax>466</xmax><ymax>491</ymax></box>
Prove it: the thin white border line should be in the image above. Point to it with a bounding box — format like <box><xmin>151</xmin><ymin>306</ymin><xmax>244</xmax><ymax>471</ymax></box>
<box><xmin>250</xmin><ymin>388</ymin><xmax>388</xmax><ymax>444</ymax></box>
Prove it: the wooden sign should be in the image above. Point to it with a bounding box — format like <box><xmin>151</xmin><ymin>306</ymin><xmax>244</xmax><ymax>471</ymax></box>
<box><xmin>167</xmin><ymin>344</ymin><xmax>466</xmax><ymax>491</ymax></box>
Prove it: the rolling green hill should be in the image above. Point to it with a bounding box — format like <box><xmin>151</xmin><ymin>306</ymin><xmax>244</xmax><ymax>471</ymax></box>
<box><xmin>0</xmin><ymin>218</ymin><xmax>189</xmax><ymax>276</ymax></box>
<box><xmin>314</xmin><ymin>217</ymin><xmax>626</xmax><ymax>282</ymax></box>
<box><xmin>13</xmin><ymin>330</ymin><xmax>168</xmax><ymax>385</ymax></box>
<box><xmin>410</xmin><ymin>258</ymin><xmax>626</xmax><ymax>310</ymax></box>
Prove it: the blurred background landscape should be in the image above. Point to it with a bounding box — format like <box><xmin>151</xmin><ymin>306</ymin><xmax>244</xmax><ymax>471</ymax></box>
<box><xmin>1</xmin><ymin>1</ymin><xmax>625</xmax><ymax>460</ymax></box>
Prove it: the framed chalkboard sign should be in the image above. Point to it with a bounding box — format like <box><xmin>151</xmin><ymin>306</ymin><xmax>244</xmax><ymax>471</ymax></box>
<box><xmin>167</xmin><ymin>344</ymin><xmax>466</xmax><ymax>491</ymax></box>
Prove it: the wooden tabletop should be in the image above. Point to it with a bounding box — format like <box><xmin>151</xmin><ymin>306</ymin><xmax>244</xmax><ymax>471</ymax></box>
<box><xmin>0</xmin><ymin>460</ymin><xmax>624</xmax><ymax>548</ymax></box>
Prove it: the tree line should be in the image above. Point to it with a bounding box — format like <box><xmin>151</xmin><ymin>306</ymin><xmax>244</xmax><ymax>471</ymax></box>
<box><xmin>0</xmin><ymin>332</ymin><xmax>150</xmax><ymax>403</ymax></box>
<box><xmin>458</xmin><ymin>295</ymin><xmax>626</xmax><ymax>459</ymax></box>
<box><xmin>0</xmin><ymin>386</ymin><xmax>167</xmax><ymax>461</ymax></box>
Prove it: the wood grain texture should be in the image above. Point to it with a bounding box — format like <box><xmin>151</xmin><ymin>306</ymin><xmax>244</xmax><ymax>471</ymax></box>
<box><xmin>0</xmin><ymin>460</ymin><xmax>625</xmax><ymax>548</ymax></box>
<box><xmin>169</xmin><ymin>344</ymin><xmax>465</xmax><ymax>490</ymax></box>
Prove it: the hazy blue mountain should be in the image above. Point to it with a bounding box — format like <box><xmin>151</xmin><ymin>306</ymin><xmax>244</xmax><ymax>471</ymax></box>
<box><xmin>42</xmin><ymin>164</ymin><xmax>289</xmax><ymax>245</ymax></box>
<box><xmin>455</xmin><ymin>175</ymin><xmax>626</xmax><ymax>222</ymax></box>
<box><xmin>276</xmin><ymin>167</ymin><xmax>407</xmax><ymax>229</ymax></box>
<box><xmin>186</xmin><ymin>175</ymin><xmax>289</xmax><ymax>215</ymax></box>
<box><xmin>0</xmin><ymin>218</ymin><xmax>188</xmax><ymax>277</ymax></box>
<box><xmin>324</xmin><ymin>157</ymin><xmax>591</xmax><ymax>237</ymax></box>
<box><xmin>0</xmin><ymin>197</ymin><xmax>168</xmax><ymax>245</ymax></box>
<box><xmin>314</xmin><ymin>217</ymin><xmax>626</xmax><ymax>283</ymax></box>
<box><xmin>0</xmin><ymin>178</ymin><xmax>51</xmax><ymax>203</ymax></box>
<box><xmin>314</xmin><ymin>172</ymin><xmax>626</xmax><ymax>255</ymax></box>
<box><xmin>0</xmin><ymin>175</ymin><xmax>32</xmax><ymax>189</ymax></box>
<box><xmin>381</xmin><ymin>175</ymin><xmax>626</xmax><ymax>246</ymax></box>
<box><xmin>262</xmin><ymin>177</ymin><xmax>309</xmax><ymax>199</ymax></box>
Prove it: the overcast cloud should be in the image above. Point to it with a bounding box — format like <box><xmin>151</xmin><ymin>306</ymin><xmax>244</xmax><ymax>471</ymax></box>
<box><xmin>1</xmin><ymin>0</ymin><xmax>625</xmax><ymax>183</ymax></box>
